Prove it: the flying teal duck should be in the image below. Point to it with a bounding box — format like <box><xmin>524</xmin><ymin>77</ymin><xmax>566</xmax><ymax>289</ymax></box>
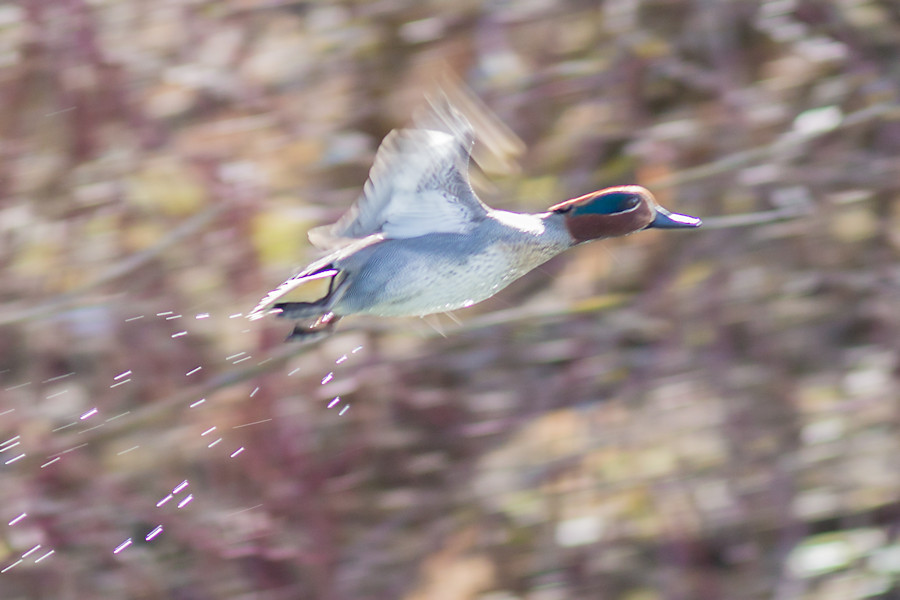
<box><xmin>249</xmin><ymin>97</ymin><xmax>701</xmax><ymax>340</ymax></box>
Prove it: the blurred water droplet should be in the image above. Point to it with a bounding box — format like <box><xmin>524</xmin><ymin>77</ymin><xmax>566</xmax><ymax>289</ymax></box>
<box><xmin>5</xmin><ymin>453</ymin><xmax>25</xmax><ymax>464</ymax></box>
<box><xmin>57</xmin><ymin>443</ymin><xmax>86</xmax><ymax>455</ymax></box>
<box><xmin>0</xmin><ymin>435</ymin><xmax>20</xmax><ymax>449</ymax></box>
<box><xmin>105</xmin><ymin>412</ymin><xmax>130</xmax><ymax>423</ymax></box>
<box><xmin>321</xmin><ymin>372</ymin><xmax>334</xmax><ymax>385</ymax></box>
<box><xmin>43</xmin><ymin>373</ymin><xmax>73</xmax><ymax>383</ymax></box>
<box><xmin>145</xmin><ymin>526</ymin><xmax>164</xmax><ymax>541</ymax></box>
<box><xmin>113</xmin><ymin>539</ymin><xmax>132</xmax><ymax>554</ymax></box>
<box><xmin>1</xmin><ymin>559</ymin><xmax>22</xmax><ymax>572</ymax></box>
<box><xmin>232</xmin><ymin>419</ymin><xmax>272</xmax><ymax>429</ymax></box>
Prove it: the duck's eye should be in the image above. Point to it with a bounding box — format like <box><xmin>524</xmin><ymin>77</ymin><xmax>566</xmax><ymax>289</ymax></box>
<box><xmin>621</xmin><ymin>195</ymin><xmax>640</xmax><ymax>210</ymax></box>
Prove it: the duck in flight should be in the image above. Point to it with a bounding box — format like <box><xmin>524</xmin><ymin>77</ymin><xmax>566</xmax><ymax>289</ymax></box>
<box><xmin>249</xmin><ymin>96</ymin><xmax>701</xmax><ymax>341</ymax></box>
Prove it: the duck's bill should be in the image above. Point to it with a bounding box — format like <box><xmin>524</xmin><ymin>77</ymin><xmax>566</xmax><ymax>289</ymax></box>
<box><xmin>648</xmin><ymin>207</ymin><xmax>702</xmax><ymax>229</ymax></box>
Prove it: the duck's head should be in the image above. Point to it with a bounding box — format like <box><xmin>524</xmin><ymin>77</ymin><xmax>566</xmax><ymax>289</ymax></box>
<box><xmin>548</xmin><ymin>185</ymin><xmax>701</xmax><ymax>243</ymax></box>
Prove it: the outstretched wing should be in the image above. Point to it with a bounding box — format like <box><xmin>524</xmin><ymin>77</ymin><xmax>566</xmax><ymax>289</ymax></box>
<box><xmin>308</xmin><ymin>96</ymin><xmax>490</xmax><ymax>250</ymax></box>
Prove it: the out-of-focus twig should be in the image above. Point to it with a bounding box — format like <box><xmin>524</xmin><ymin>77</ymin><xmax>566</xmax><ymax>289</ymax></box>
<box><xmin>0</xmin><ymin>203</ymin><xmax>225</xmax><ymax>326</ymax></box>
<box><xmin>643</xmin><ymin>102</ymin><xmax>897</xmax><ymax>231</ymax></box>
<box><xmin>699</xmin><ymin>204</ymin><xmax>813</xmax><ymax>229</ymax></box>
<box><xmin>647</xmin><ymin>102</ymin><xmax>899</xmax><ymax>190</ymax></box>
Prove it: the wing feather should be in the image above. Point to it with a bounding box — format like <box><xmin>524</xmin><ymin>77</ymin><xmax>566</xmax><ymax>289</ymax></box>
<box><xmin>308</xmin><ymin>97</ymin><xmax>489</xmax><ymax>250</ymax></box>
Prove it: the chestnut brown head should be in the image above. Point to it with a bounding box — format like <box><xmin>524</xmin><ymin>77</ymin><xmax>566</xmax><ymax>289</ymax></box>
<box><xmin>549</xmin><ymin>185</ymin><xmax>701</xmax><ymax>244</ymax></box>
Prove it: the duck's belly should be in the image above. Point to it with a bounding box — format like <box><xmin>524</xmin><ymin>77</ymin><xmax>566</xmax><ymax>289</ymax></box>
<box><xmin>336</xmin><ymin>236</ymin><xmax>558</xmax><ymax>317</ymax></box>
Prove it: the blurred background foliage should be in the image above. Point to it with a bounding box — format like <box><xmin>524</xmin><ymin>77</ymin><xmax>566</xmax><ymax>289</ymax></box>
<box><xmin>1</xmin><ymin>0</ymin><xmax>900</xmax><ymax>598</ymax></box>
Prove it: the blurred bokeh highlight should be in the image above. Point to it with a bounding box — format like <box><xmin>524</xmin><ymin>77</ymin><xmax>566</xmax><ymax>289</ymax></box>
<box><xmin>1</xmin><ymin>1</ymin><xmax>900</xmax><ymax>599</ymax></box>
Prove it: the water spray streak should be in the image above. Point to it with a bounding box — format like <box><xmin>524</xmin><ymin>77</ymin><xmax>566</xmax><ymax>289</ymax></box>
<box><xmin>1</xmin><ymin>559</ymin><xmax>22</xmax><ymax>573</ymax></box>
